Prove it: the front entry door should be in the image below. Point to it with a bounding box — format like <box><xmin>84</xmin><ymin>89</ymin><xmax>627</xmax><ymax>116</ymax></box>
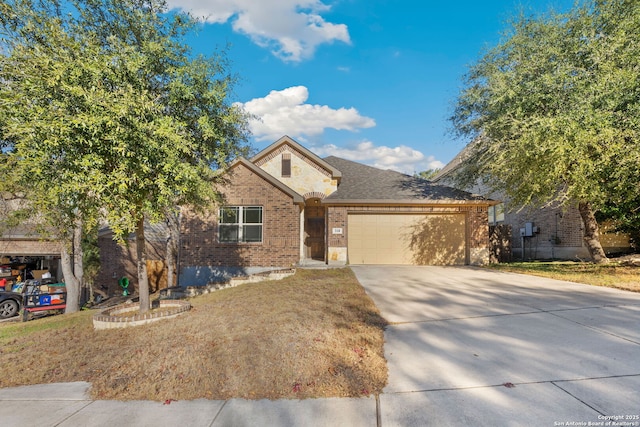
<box><xmin>304</xmin><ymin>201</ymin><xmax>325</xmax><ymax>260</ymax></box>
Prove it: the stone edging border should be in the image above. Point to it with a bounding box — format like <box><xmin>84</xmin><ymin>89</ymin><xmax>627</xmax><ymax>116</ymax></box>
<box><xmin>93</xmin><ymin>300</ymin><xmax>191</xmax><ymax>330</ymax></box>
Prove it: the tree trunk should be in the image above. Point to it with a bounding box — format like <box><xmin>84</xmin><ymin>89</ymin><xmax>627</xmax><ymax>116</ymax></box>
<box><xmin>136</xmin><ymin>215</ymin><xmax>150</xmax><ymax>313</ymax></box>
<box><xmin>165</xmin><ymin>209</ymin><xmax>180</xmax><ymax>288</ymax></box>
<box><xmin>73</xmin><ymin>219</ymin><xmax>84</xmax><ymax>306</ymax></box>
<box><xmin>60</xmin><ymin>242</ymin><xmax>80</xmax><ymax>313</ymax></box>
<box><xmin>578</xmin><ymin>201</ymin><xmax>609</xmax><ymax>264</ymax></box>
<box><xmin>60</xmin><ymin>219</ymin><xmax>84</xmax><ymax>313</ymax></box>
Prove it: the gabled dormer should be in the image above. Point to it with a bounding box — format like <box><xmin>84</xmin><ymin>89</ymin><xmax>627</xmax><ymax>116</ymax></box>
<box><xmin>251</xmin><ymin>136</ymin><xmax>341</xmax><ymax>199</ymax></box>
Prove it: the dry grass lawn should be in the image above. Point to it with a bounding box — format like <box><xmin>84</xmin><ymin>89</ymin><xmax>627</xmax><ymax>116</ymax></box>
<box><xmin>0</xmin><ymin>268</ymin><xmax>388</xmax><ymax>401</ymax></box>
<box><xmin>487</xmin><ymin>260</ymin><xmax>640</xmax><ymax>292</ymax></box>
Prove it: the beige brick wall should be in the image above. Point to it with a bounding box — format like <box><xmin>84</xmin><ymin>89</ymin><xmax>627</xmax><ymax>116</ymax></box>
<box><xmin>0</xmin><ymin>239</ymin><xmax>61</xmax><ymax>256</ymax></box>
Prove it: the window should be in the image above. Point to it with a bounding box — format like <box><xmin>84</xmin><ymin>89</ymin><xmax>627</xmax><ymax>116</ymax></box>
<box><xmin>219</xmin><ymin>206</ymin><xmax>263</xmax><ymax>243</ymax></box>
<box><xmin>281</xmin><ymin>153</ymin><xmax>291</xmax><ymax>177</ymax></box>
<box><xmin>488</xmin><ymin>203</ymin><xmax>505</xmax><ymax>225</ymax></box>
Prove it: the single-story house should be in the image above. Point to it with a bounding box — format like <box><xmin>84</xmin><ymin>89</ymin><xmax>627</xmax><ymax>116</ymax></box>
<box><xmin>179</xmin><ymin>136</ymin><xmax>497</xmax><ymax>285</ymax></box>
<box><xmin>433</xmin><ymin>144</ymin><xmax>632</xmax><ymax>261</ymax></box>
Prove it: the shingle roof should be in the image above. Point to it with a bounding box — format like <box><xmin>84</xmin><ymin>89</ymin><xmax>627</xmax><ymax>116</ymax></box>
<box><xmin>322</xmin><ymin>156</ymin><xmax>489</xmax><ymax>204</ymax></box>
<box><xmin>98</xmin><ymin>221</ymin><xmax>169</xmax><ymax>241</ymax></box>
<box><xmin>432</xmin><ymin>143</ymin><xmax>473</xmax><ymax>182</ymax></box>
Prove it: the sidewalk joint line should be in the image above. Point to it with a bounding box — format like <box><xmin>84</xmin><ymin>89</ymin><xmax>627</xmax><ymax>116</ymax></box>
<box><xmin>209</xmin><ymin>399</ymin><xmax>228</xmax><ymax>427</ymax></box>
<box><xmin>52</xmin><ymin>400</ymin><xmax>94</xmax><ymax>427</ymax></box>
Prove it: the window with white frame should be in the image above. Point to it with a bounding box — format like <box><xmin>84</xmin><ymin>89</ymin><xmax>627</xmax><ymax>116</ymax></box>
<box><xmin>219</xmin><ymin>206</ymin><xmax>263</xmax><ymax>243</ymax></box>
<box><xmin>488</xmin><ymin>203</ymin><xmax>505</xmax><ymax>225</ymax></box>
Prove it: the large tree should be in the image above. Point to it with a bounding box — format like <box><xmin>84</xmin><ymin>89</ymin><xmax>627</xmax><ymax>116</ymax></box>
<box><xmin>0</xmin><ymin>1</ymin><xmax>102</xmax><ymax>311</ymax></box>
<box><xmin>0</xmin><ymin>0</ymin><xmax>250</xmax><ymax>312</ymax></box>
<box><xmin>450</xmin><ymin>0</ymin><xmax>640</xmax><ymax>263</ymax></box>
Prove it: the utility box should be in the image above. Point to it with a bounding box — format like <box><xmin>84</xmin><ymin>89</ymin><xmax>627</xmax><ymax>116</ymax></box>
<box><xmin>525</xmin><ymin>222</ymin><xmax>534</xmax><ymax>237</ymax></box>
<box><xmin>520</xmin><ymin>222</ymin><xmax>539</xmax><ymax>237</ymax></box>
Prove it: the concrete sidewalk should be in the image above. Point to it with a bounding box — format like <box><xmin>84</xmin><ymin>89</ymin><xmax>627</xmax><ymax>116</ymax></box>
<box><xmin>2</xmin><ymin>266</ymin><xmax>640</xmax><ymax>426</ymax></box>
<box><xmin>0</xmin><ymin>382</ymin><xmax>378</xmax><ymax>426</ymax></box>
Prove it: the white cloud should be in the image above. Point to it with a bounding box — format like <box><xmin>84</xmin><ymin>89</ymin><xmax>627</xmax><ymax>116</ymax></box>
<box><xmin>167</xmin><ymin>0</ymin><xmax>350</xmax><ymax>62</ymax></box>
<box><xmin>238</xmin><ymin>86</ymin><xmax>375</xmax><ymax>141</ymax></box>
<box><xmin>312</xmin><ymin>141</ymin><xmax>445</xmax><ymax>175</ymax></box>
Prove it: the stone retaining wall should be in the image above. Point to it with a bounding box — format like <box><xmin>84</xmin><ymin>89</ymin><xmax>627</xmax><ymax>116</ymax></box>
<box><xmin>93</xmin><ymin>300</ymin><xmax>191</xmax><ymax>330</ymax></box>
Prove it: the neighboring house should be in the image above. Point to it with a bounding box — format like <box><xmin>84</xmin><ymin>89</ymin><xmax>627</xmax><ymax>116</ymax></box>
<box><xmin>179</xmin><ymin>136</ymin><xmax>497</xmax><ymax>285</ymax></box>
<box><xmin>0</xmin><ymin>226</ymin><xmax>63</xmax><ymax>284</ymax></box>
<box><xmin>434</xmin><ymin>144</ymin><xmax>632</xmax><ymax>261</ymax></box>
<box><xmin>0</xmin><ymin>196</ymin><xmax>63</xmax><ymax>285</ymax></box>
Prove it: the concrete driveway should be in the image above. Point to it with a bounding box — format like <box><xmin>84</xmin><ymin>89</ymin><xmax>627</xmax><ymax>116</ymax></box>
<box><xmin>351</xmin><ymin>265</ymin><xmax>640</xmax><ymax>427</ymax></box>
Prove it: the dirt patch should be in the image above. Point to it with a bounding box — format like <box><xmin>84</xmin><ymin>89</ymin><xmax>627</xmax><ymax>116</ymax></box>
<box><xmin>0</xmin><ymin>268</ymin><xmax>388</xmax><ymax>401</ymax></box>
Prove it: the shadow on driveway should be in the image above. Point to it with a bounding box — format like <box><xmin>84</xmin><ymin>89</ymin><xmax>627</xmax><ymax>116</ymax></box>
<box><xmin>351</xmin><ymin>265</ymin><xmax>640</xmax><ymax>426</ymax></box>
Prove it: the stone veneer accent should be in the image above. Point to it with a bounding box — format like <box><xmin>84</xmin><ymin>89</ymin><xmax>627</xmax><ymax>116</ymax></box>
<box><xmin>256</xmin><ymin>145</ymin><xmax>338</xmax><ymax>198</ymax></box>
<box><xmin>254</xmin><ymin>143</ymin><xmax>332</xmax><ymax>177</ymax></box>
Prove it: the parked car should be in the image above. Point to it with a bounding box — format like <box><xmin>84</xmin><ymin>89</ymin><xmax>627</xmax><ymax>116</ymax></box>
<box><xmin>0</xmin><ymin>291</ymin><xmax>22</xmax><ymax>319</ymax></box>
<box><xmin>0</xmin><ymin>280</ymin><xmax>67</xmax><ymax>320</ymax></box>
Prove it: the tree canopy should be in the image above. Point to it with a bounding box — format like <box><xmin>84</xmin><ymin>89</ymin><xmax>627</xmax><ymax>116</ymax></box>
<box><xmin>450</xmin><ymin>0</ymin><xmax>640</xmax><ymax>262</ymax></box>
<box><xmin>0</xmin><ymin>0</ymin><xmax>250</xmax><ymax>311</ymax></box>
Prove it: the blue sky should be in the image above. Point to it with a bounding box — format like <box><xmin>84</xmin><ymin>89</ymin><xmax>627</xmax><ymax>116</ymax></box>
<box><xmin>167</xmin><ymin>0</ymin><xmax>576</xmax><ymax>174</ymax></box>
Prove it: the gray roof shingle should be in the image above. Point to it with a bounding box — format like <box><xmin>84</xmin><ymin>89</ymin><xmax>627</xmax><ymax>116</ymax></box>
<box><xmin>322</xmin><ymin>156</ymin><xmax>488</xmax><ymax>204</ymax></box>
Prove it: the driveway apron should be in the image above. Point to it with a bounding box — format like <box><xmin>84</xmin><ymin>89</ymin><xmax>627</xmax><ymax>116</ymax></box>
<box><xmin>351</xmin><ymin>265</ymin><xmax>640</xmax><ymax>427</ymax></box>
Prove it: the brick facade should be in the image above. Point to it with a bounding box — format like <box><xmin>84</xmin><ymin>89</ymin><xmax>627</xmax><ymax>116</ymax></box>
<box><xmin>180</xmin><ymin>163</ymin><xmax>301</xmax><ymax>272</ymax></box>
<box><xmin>501</xmin><ymin>203</ymin><xmax>589</xmax><ymax>260</ymax></box>
<box><xmin>96</xmin><ymin>233</ymin><xmax>166</xmax><ymax>296</ymax></box>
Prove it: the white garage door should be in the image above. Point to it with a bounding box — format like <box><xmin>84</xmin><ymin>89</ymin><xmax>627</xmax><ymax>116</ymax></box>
<box><xmin>347</xmin><ymin>213</ymin><xmax>467</xmax><ymax>265</ymax></box>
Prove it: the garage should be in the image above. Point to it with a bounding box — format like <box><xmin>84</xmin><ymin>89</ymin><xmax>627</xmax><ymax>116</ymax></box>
<box><xmin>347</xmin><ymin>213</ymin><xmax>467</xmax><ymax>265</ymax></box>
<box><xmin>0</xmin><ymin>226</ymin><xmax>64</xmax><ymax>289</ymax></box>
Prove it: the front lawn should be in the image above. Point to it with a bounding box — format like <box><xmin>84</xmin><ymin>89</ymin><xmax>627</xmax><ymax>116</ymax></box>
<box><xmin>486</xmin><ymin>261</ymin><xmax>640</xmax><ymax>292</ymax></box>
<box><xmin>0</xmin><ymin>268</ymin><xmax>388</xmax><ymax>401</ymax></box>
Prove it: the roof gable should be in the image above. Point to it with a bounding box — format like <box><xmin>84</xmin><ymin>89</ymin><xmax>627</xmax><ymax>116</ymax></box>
<box><xmin>229</xmin><ymin>157</ymin><xmax>305</xmax><ymax>204</ymax></box>
<box><xmin>251</xmin><ymin>135</ymin><xmax>341</xmax><ymax>180</ymax></box>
